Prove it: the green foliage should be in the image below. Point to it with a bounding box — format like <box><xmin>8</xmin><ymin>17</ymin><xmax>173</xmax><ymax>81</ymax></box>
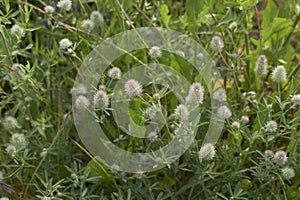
<box><xmin>0</xmin><ymin>0</ymin><xmax>300</xmax><ymax>199</ymax></box>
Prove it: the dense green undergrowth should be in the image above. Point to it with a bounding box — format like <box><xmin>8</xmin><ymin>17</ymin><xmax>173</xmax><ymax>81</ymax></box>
<box><xmin>0</xmin><ymin>0</ymin><xmax>300</xmax><ymax>199</ymax></box>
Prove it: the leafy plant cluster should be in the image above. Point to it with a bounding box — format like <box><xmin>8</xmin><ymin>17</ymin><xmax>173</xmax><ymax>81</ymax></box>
<box><xmin>0</xmin><ymin>0</ymin><xmax>299</xmax><ymax>199</ymax></box>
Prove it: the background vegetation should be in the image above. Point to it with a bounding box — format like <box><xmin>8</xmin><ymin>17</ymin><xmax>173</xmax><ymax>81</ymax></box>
<box><xmin>0</xmin><ymin>0</ymin><xmax>299</xmax><ymax>199</ymax></box>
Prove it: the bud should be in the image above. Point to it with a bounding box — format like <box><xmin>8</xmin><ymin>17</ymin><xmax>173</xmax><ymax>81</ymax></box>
<box><xmin>255</xmin><ymin>55</ymin><xmax>268</xmax><ymax>75</ymax></box>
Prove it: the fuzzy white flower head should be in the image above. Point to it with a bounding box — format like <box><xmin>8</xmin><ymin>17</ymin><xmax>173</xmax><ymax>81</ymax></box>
<box><xmin>11</xmin><ymin>133</ymin><xmax>27</xmax><ymax>150</ymax></box>
<box><xmin>98</xmin><ymin>85</ymin><xmax>106</xmax><ymax>91</ymax></box>
<box><xmin>42</xmin><ymin>197</ymin><xmax>51</xmax><ymax>200</ymax></box>
<box><xmin>210</xmin><ymin>36</ymin><xmax>224</xmax><ymax>51</ymax></box>
<box><xmin>198</xmin><ymin>143</ymin><xmax>216</xmax><ymax>162</ymax></box>
<box><xmin>70</xmin><ymin>84</ymin><xmax>87</xmax><ymax>96</ymax></box>
<box><xmin>75</xmin><ymin>95</ymin><xmax>90</xmax><ymax>109</ymax></box>
<box><xmin>90</xmin><ymin>11</ymin><xmax>104</xmax><ymax>27</ymax></box>
<box><xmin>272</xmin><ymin>65</ymin><xmax>287</xmax><ymax>83</ymax></box>
<box><xmin>217</xmin><ymin>105</ymin><xmax>232</xmax><ymax>119</ymax></box>
<box><xmin>0</xmin><ymin>197</ymin><xmax>10</xmax><ymax>200</ymax></box>
<box><xmin>2</xmin><ymin>116</ymin><xmax>19</xmax><ymax>132</ymax></box>
<box><xmin>94</xmin><ymin>90</ymin><xmax>109</xmax><ymax>110</ymax></box>
<box><xmin>59</xmin><ymin>38</ymin><xmax>72</xmax><ymax>49</ymax></box>
<box><xmin>149</xmin><ymin>46</ymin><xmax>162</xmax><ymax>58</ymax></box>
<box><xmin>44</xmin><ymin>5</ymin><xmax>55</xmax><ymax>14</ymax></box>
<box><xmin>81</xmin><ymin>19</ymin><xmax>94</xmax><ymax>32</ymax></box>
<box><xmin>255</xmin><ymin>55</ymin><xmax>268</xmax><ymax>75</ymax></box>
<box><xmin>57</xmin><ymin>0</ymin><xmax>72</xmax><ymax>11</ymax></box>
<box><xmin>274</xmin><ymin>150</ymin><xmax>288</xmax><ymax>164</ymax></box>
<box><xmin>108</xmin><ymin>67</ymin><xmax>121</xmax><ymax>79</ymax></box>
<box><xmin>281</xmin><ymin>167</ymin><xmax>295</xmax><ymax>180</ymax></box>
<box><xmin>174</xmin><ymin>104</ymin><xmax>189</xmax><ymax>122</ymax></box>
<box><xmin>231</xmin><ymin>121</ymin><xmax>240</xmax><ymax>129</ymax></box>
<box><xmin>124</xmin><ymin>79</ymin><xmax>143</xmax><ymax>97</ymax></box>
<box><xmin>145</xmin><ymin>106</ymin><xmax>157</xmax><ymax>120</ymax></box>
<box><xmin>264</xmin><ymin>150</ymin><xmax>274</xmax><ymax>158</ymax></box>
<box><xmin>5</xmin><ymin>145</ymin><xmax>16</xmax><ymax>154</ymax></box>
<box><xmin>197</xmin><ymin>52</ymin><xmax>204</xmax><ymax>60</ymax></box>
<box><xmin>265</xmin><ymin>120</ymin><xmax>277</xmax><ymax>133</ymax></box>
<box><xmin>11</xmin><ymin>24</ymin><xmax>25</xmax><ymax>38</ymax></box>
<box><xmin>291</xmin><ymin>94</ymin><xmax>300</xmax><ymax>105</ymax></box>
<box><xmin>241</xmin><ymin>116</ymin><xmax>250</xmax><ymax>124</ymax></box>
<box><xmin>213</xmin><ymin>88</ymin><xmax>227</xmax><ymax>103</ymax></box>
<box><xmin>186</xmin><ymin>82</ymin><xmax>204</xmax><ymax>105</ymax></box>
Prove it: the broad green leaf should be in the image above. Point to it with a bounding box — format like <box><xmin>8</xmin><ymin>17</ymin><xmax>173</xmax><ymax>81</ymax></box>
<box><xmin>185</xmin><ymin>0</ymin><xmax>203</xmax><ymax>25</ymax></box>
<box><xmin>159</xmin><ymin>4</ymin><xmax>171</xmax><ymax>28</ymax></box>
<box><xmin>261</xmin><ymin>0</ymin><xmax>278</xmax><ymax>31</ymax></box>
<box><xmin>84</xmin><ymin>157</ymin><xmax>113</xmax><ymax>182</ymax></box>
<box><xmin>262</xmin><ymin>17</ymin><xmax>293</xmax><ymax>43</ymax></box>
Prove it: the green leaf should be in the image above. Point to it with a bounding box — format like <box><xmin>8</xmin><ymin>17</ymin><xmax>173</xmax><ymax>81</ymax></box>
<box><xmin>185</xmin><ymin>0</ymin><xmax>203</xmax><ymax>25</ymax></box>
<box><xmin>262</xmin><ymin>17</ymin><xmax>293</xmax><ymax>43</ymax></box>
<box><xmin>159</xmin><ymin>4</ymin><xmax>171</xmax><ymax>28</ymax></box>
<box><xmin>261</xmin><ymin>0</ymin><xmax>278</xmax><ymax>31</ymax></box>
<box><xmin>84</xmin><ymin>157</ymin><xmax>113</xmax><ymax>182</ymax></box>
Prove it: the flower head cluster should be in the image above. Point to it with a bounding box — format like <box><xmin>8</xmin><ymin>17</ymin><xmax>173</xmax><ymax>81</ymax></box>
<box><xmin>255</xmin><ymin>55</ymin><xmax>268</xmax><ymax>75</ymax></box>
<box><xmin>124</xmin><ymin>79</ymin><xmax>143</xmax><ymax>97</ymax></box>
<box><xmin>57</xmin><ymin>0</ymin><xmax>72</xmax><ymax>11</ymax></box>
<box><xmin>149</xmin><ymin>46</ymin><xmax>162</xmax><ymax>58</ymax></box>
<box><xmin>210</xmin><ymin>36</ymin><xmax>224</xmax><ymax>52</ymax></box>
<box><xmin>70</xmin><ymin>84</ymin><xmax>87</xmax><ymax>96</ymax></box>
<box><xmin>11</xmin><ymin>24</ymin><xmax>25</xmax><ymax>38</ymax></box>
<box><xmin>281</xmin><ymin>167</ymin><xmax>295</xmax><ymax>180</ymax></box>
<box><xmin>231</xmin><ymin>121</ymin><xmax>240</xmax><ymax>129</ymax></box>
<box><xmin>94</xmin><ymin>90</ymin><xmax>109</xmax><ymax>110</ymax></box>
<box><xmin>186</xmin><ymin>82</ymin><xmax>204</xmax><ymax>105</ymax></box>
<box><xmin>264</xmin><ymin>150</ymin><xmax>274</xmax><ymax>158</ymax></box>
<box><xmin>265</xmin><ymin>120</ymin><xmax>278</xmax><ymax>133</ymax></box>
<box><xmin>145</xmin><ymin>106</ymin><xmax>157</xmax><ymax>120</ymax></box>
<box><xmin>5</xmin><ymin>145</ymin><xmax>16</xmax><ymax>154</ymax></box>
<box><xmin>0</xmin><ymin>197</ymin><xmax>10</xmax><ymax>200</ymax></box>
<box><xmin>174</xmin><ymin>104</ymin><xmax>189</xmax><ymax>122</ymax></box>
<box><xmin>213</xmin><ymin>88</ymin><xmax>226</xmax><ymax>103</ymax></box>
<box><xmin>291</xmin><ymin>94</ymin><xmax>300</xmax><ymax>105</ymax></box>
<box><xmin>11</xmin><ymin>133</ymin><xmax>27</xmax><ymax>150</ymax></box>
<box><xmin>272</xmin><ymin>65</ymin><xmax>287</xmax><ymax>83</ymax></box>
<box><xmin>217</xmin><ymin>105</ymin><xmax>232</xmax><ymax>119</ymax></box>
<box><xmin>198</xmin><ymin>143</ymin><xmax>216</xmax><ymax>162</ymax></box>
<box><xmin>59</xmin><ymin>38</ymin><xmax>72</xmax><ymax>49</ymax></box>
<box><xmin>81</xmin><ymin>19</ymin><xmax>94</xmax><ymax>32</ymax></box>
<box><xmin>90</xmin><ymin>11</ymin><xmax>104</xmax><ymax>27</ymax></box>
<box><xmin>2</xmin><ymin>116</ymin><xmax>19</xmax><ymax>132</ymax></box>
<box><xmin>44</xmin><ymin>5</ymin><xmax>55</xmax><ymax>14</ymax></box>
<box><xmin>273</xmin><ymin>150</ymin><xmax>288</xmax><ymax>164</ymax></box>
<box><xmin>75</xmin><ymin>95</ymin><xmax>90</xmax><ymax>109</ymax></box>
<box><xmin>108</xmin><ymin>67</ymin><xmax>121</xmax><ymax>79</ymax></box>
<box><xmin>241</xmin><ymin>115</ymin><xmax>250</xmax><ymax>124</ymax></box>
